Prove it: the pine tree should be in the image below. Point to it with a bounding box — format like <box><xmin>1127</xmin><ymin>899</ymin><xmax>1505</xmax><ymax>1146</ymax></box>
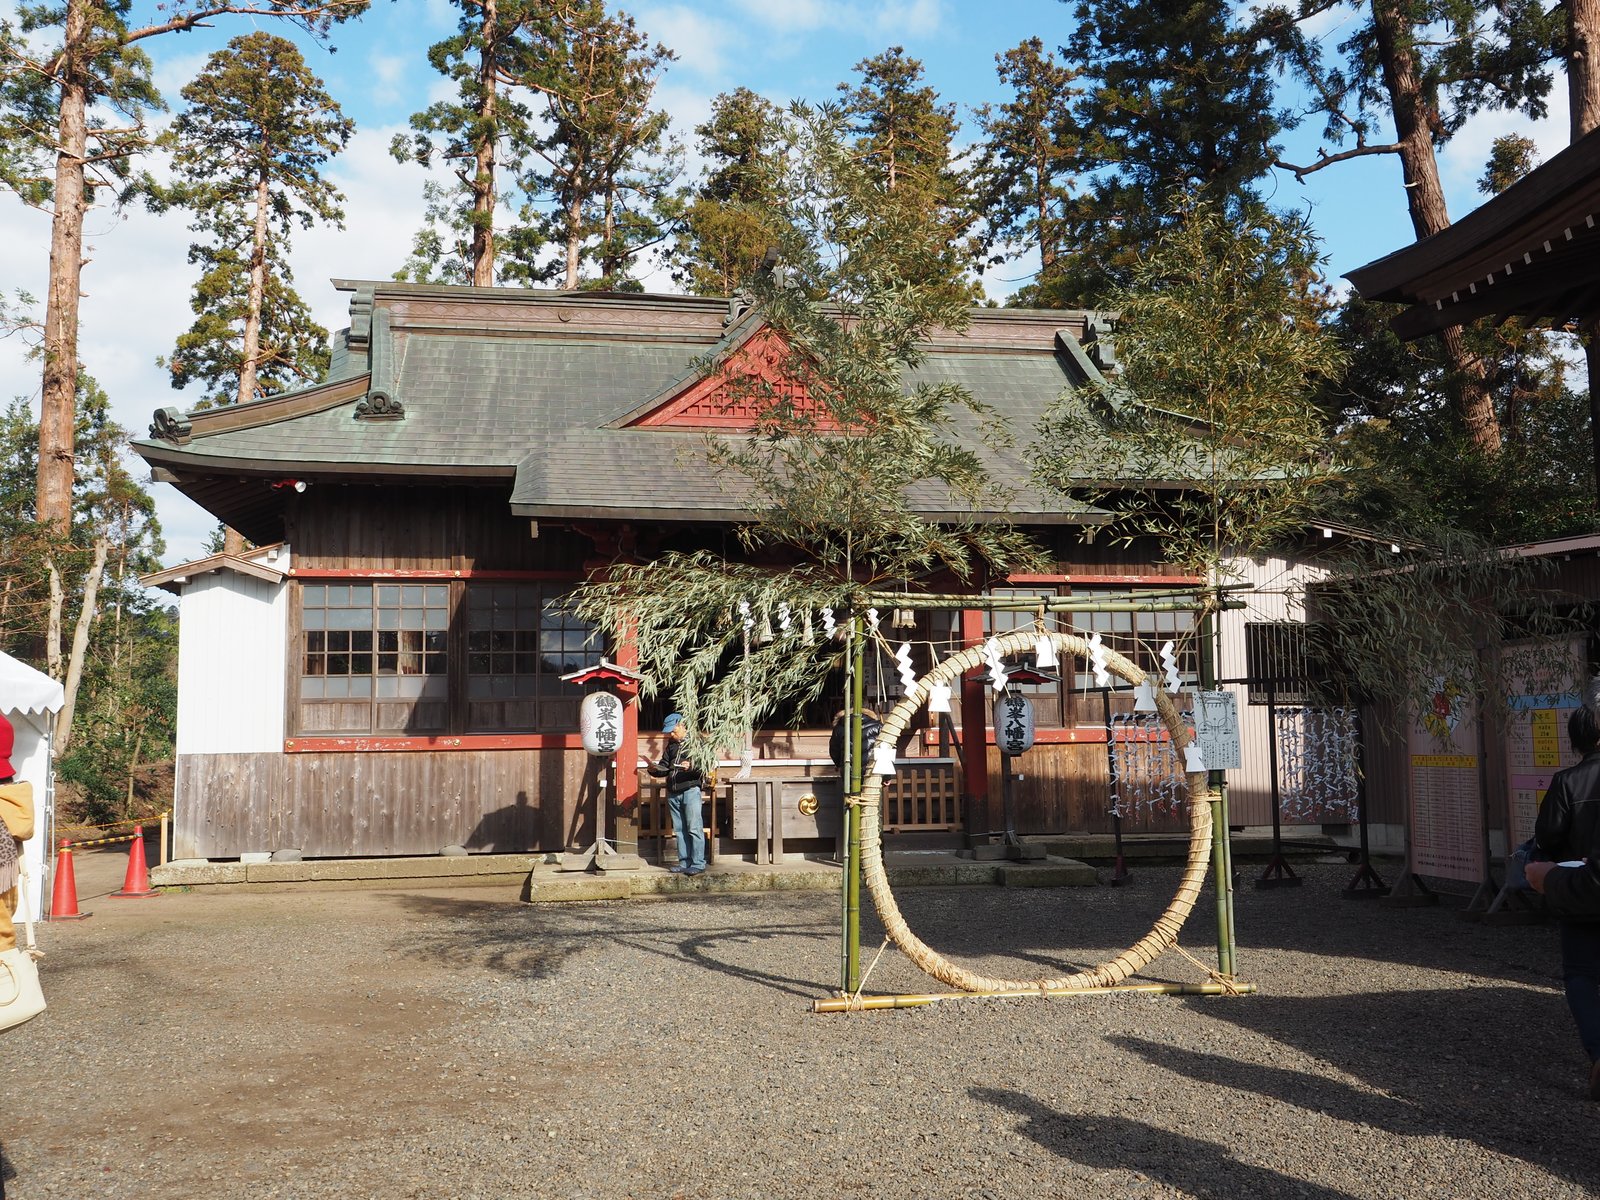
<box><xmin>836</xmin><ymin>47</ymin><xmax>976</xmax><ymax>299</ymax></box>
<box><xmin>971</xmin><ymin>38</ymin><xmax>1082</xmax><ymax>306</ymax></box>
<box><xmin>391</xmin><ymin>0</ymin><xmax>544</xmax><ymax>286</ymax></box>
<box><xmin>517</xmin><ymin>0</ymin><xmax>678</xmax><ymax>289</ymax></box>
<box><xmin>0</xmin><ymin>0</ymin><xmax>365</xmax><ymax>534</ymax></box>
<box><xmin>1056</xmin><ymin>0</ymin><xmax>1285</xmax><ymax>306</ymax></box>
<box><xmin>160</xmin><ymin>33</ymin><xmax>351</xmax><ymax>411</ymax></box>
<box><xmin>1257</xmin><ymin>0</ymin><xmax>1566</xmax><ymax>454</ymax></box>
<box><xmin>667</xmin><ymin>87</ymin><xmax>789</xmax><ymax>297</ymax></box>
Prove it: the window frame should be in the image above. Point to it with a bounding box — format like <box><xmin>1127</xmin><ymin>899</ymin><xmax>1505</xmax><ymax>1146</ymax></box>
<box><xmin>290</xmin><ymin>574</ymin><xmax>603</xmax><ymax>741</ymax></box>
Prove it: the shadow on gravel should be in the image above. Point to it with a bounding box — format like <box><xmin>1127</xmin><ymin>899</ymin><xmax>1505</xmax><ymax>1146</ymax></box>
<box><xmin>1122</xmin><ymin>986</ymin><xmax>1600</xmax><ymax>1193</ymax></box>
<box><xmin>1</xmin><ymin>1137</ymin><xmax>13</xmax><ymax>1197</ymax></box>
<box><xmin>396</xmin><ymin>895</ymin><xmax>834</xmax><ymax>998</ymax></box>
<box><xmin>971</xmin><ymin>1087</ymin><xmax>1363</xmax><ymax>1199</ymax></box>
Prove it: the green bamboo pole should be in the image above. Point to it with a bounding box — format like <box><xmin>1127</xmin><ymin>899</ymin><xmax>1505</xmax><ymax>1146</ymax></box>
<box><xmin>813</xmin><ymin>979</ymin><xmax>1257</xmax><ymax>1013</ymax></box>
<box><xmin>845</xmin><ymin>615</ymin><xmax>865</xmax><ymax>994</ymax></box>
<box><xmin>1198</xmin><ymin>602</ymin><xmax>1236</xmax><ymax>978</ymax></box>
<box><xmin>859</xmin><ymin>592</ymin><xmax>1250</xmax><ymax>613</ymax></box>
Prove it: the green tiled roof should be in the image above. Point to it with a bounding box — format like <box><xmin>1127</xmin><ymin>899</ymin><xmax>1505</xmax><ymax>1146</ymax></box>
<box><xmin>133</xmin><ymin>282</ymin><xmax>1120</xmax><ymax>525</ymax></box>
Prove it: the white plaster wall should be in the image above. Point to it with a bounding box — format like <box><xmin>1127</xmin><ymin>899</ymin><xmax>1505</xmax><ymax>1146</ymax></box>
<box><xmin>174</xmin><ymin>564</ymin><xmax>289</xmax><ymax>756</ymax></box>
<box><xmin>1214</xmin><ymin>554</ymin><xmax>1332</xmax><ymax>826</ymax></box>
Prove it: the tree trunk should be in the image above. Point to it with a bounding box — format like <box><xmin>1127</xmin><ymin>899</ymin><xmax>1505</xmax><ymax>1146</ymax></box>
<box><xmin>472</xmin><ymin>0</ymin><xmax>498</xmax><ymax>287</ymax></box>
<box><xmin>222</xmin><ymin>526</ymin><xmax>247</xmax><ymax>555</ymax></box>
<box><xmin>1370</xmin><ymin>0</ymin><xmax>1501</xmax><ymax>453</ymax></box>
<box><xmin>37</xmin><ymin>0</ymin><xmax>92</xmax><ymax>529</ymax></box>
<box><xmin>54</xmin><ymin>534</ymin><xmax>109</xmax><ymax>752</ymax></box>
<box><xmin>238</xmin><ymin>169</ymin><xmax>270</xmax><ymax>406</ymax></box>
<box><xmin>565</xmin><ymin>190</ymin><xmax>583</xmax><ymax>288</ymax></box>
<box><xmin>1571</xmin><ymin>0</ymin><xmax>1600</xmax><ymax>141</ymax></box>
<box><xmin>46</xmin><ymin>559</ymin><xmax>63</xmax><ymax>679</ymax></box>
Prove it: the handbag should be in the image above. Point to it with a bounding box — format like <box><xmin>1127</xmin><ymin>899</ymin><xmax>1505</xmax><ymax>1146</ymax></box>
<box><xmin>0</xmin><ymin>856</ymin><xmax>45</xmax><ymax>1033</ymax></box>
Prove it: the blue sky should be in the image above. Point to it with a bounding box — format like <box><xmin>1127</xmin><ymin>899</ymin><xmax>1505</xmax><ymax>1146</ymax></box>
<box><xmin>0</xmin><ymin>0</ymin><xmax>1574</xmax><ymax>565</ymax></box>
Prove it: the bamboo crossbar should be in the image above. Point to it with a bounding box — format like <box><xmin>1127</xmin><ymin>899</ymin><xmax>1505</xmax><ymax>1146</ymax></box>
<box><xmin>814</xmin><ymin>980</ymin><xmax>1257</xmax><ymax>1013</ymax></box>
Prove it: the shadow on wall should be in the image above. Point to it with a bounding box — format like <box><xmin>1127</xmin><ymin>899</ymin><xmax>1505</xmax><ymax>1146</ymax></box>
<box><xmin>462</xmin><ymin>790</ymin><xmax>538</xmax><ymax>853</ymax></box>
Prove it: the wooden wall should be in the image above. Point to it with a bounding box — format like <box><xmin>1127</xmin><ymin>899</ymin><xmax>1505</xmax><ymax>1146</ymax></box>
<box><xmin>174</xmin><ymin>748</ymin><xmax>595</xmax><ymax>859</ymax></box>
<box><xmin>287</xmin><ymin>484</ymin><xmax>589</xmax><ymax>572</ymax></box>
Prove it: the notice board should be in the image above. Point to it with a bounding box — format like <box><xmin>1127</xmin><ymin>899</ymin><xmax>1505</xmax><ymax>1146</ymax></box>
<box><xmin>1502</xmin><ymin>637</ymin><xmax>1585</xmax><ymax>847</ymax></box>
<box><xmin>1408</xmin><ymin>683</ymin><xmax>1484</xmax><ymax>882</ymax></box>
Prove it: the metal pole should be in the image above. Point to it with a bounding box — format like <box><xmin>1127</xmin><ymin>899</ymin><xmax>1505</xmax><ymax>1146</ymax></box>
<box><xmin>1345</xmin><ymin>707</ymin><xmax>1389</xmax><ymax>898</ymax></box>
<box><xmin>1101</xmin><ymin>686</ymin><xmax>1129</xmax><ymax>884</ymax></box>
<box><xmin>1256</xmin><ymin>683</ymin><xmax>1300</xmax><ymax>888</ymax></box>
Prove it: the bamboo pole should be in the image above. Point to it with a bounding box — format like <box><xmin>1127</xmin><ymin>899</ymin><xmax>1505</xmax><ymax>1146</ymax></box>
<box><xmin>814</xmin><ymin>980</ymin><xmax>1257</xmax><ymax>1014</ymax></box>
<box><xmin>845</xmin><ymin>617</ymin><xmax>865</xmax><ymax>995</ymax></box>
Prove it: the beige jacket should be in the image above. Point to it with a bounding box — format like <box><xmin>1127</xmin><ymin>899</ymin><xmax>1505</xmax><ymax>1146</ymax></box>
<box><xmin>0</xmin><ymin>780</ymin><xmax>35</xmax><ymax>954</ymax></box>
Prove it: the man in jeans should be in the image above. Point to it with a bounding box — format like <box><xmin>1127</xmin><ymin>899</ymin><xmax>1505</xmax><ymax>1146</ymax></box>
<box><xmin>650</xmin><ymin>713</ymin><xmax>705</xmax><ymax>876</ymax></box>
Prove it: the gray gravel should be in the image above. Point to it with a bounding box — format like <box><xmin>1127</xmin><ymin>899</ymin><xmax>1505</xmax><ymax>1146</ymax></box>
<box><xmin>4</xmin><ymin>861</ymin><xmax>1598</xmax><ymax>1199</ymax></box>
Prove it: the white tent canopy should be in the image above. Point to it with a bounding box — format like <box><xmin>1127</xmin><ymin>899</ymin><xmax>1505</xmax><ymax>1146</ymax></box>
<box><xmin>1</xmin><ymin>651</ymin><xmax>64</xmax><ymax>718</ymax></box>
<box><xmin>3</xmin><ymin>650</ymin><xmax>64</xmax><ymax>921</ymax></box>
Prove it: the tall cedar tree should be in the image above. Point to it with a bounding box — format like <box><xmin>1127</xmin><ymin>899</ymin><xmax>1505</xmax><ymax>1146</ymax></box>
<box><xmin>837</xmin><ymin>47</ymin><xmax>977</xmax><ymax>301</ymax></box>
<box><xmin>667</xmin><ymin>87</ymin><xmax>789</xmax><ymax>297</ymax></box>
<box><xmin>1316</xmin><ymin>137</ymin><xmax>1594</xmax><ymax>542</ymax></box>
<box><xmin>0</xmin><ymin>0</ymin><xmax>366</xmax><ymax>535</ymax></box>
<box><xmin>160</xmin><ymin>33</ymin><xmax>350</xmax><ymax>411</ymax></box>
<box><xmin>518</xmin><ymin>0</ymin><xmax>677</xmax><ymax>289</ymax></box>
<box><xmin>971</xmin><ymin>38</ymin><xmax>1082</xmax><ymax>306</ymax></box>
<box><xmin>391</xmin><ymin>0</ymin><xmax>543</xmax><ymax>286</ymax></box>
<box><xmin>1055</xmin><ymin>0</ymin><xmax>1284</xmax><ymax>307</ymax></box>
<box><xmin>1256</xmin><ymin>0</ymin><xmax>1566</xmax><ymax>455</ymax></box>
<box><xmin>1565</xmin><ymin>0</ymin><xmax>1600</xmax><ymax>508</ymax></box>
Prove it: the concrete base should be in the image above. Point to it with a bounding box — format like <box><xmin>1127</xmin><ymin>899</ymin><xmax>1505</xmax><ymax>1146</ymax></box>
<box><xmin>998</xmin><ymin>857</ymin><xmax>1097</xmax><ymax>887</ymax></box>
<box><xmin>151</xmin><ymin>849</ymin><xmax>1105</xmax><ymax>901</ymax></box>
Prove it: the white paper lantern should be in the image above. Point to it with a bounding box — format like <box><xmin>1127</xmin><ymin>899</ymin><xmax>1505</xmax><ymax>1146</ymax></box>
<box><xmin>579</xmin><ymin>691</ymin><xmax>624</xmax><ymax>756</ymax></box>
<box><xmin>994</xmin><ymin>692</ymin><xmax>1035</xmax><ymax>756</ymax></box>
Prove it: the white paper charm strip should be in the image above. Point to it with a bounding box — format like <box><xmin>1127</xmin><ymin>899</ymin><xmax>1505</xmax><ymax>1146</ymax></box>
<box><xmin>1160</xmin><ymin>640</ymin><xmax>1181</xmax><ymax>691</ymax></box>
<box><xmin>895</xmin><ymin>642</ymin><xmax>917</xmax><ymax>695</ymax></box>
<box><xmin>871</xmin><ymin>742</ymin><xmax>898</xmax><ymax>776</ymax></box>
<box><xmin>802</xmin><ymin>610</ymin><xmax>815</xmax><ymax>645</ymax></box>
<box><xmin>738</xmin><ymin>598</ymin><xmax>754</xmax><ymax>635</ymax></box>
<box><xmin>821</xmin><ymin>607</ymin><xmax>836</xmax><ymax>639</ymax></box>
<box><xmin>983</xmin><ymin>637</ymin><xmax>1008</xmax><ymax>692</ymax></box>
<box><xmin>866</xmin><ymin>606</ymin><xmax>881</xmax><ymax>633</ymax></box>
<box><xmin>927</xmin><ymin>682</ymin><xmax>953</xmax><ymax>714</ymax></box>
<box><xmin>1034</xmin><ymin>634</ymin><xmax>1058</xmax><ymax>669</ymax></box>
<box><xmin>777</xmin><ymin>602</ymin><xmax>792</xmax><ymax>635</ymax></box>
<box><xmin>1183</xmin><ymin>743</ymin><xmax>1207</xmax><ymax>773</ymax></box>
<box><xmin>1087</xmin><ymin>632</ymin><xmax>1110</xmax><ymax>687</ymax></box>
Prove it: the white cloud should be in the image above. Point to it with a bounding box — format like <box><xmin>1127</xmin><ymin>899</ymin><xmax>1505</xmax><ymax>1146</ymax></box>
<box><xmin>637</xmin><ymin>4</ymin><xmax>739</xmax><ymax>81</ymax></box>
<box><xmin>1435</xmin><ymin>95</ymin><xmax>1571</xmax><ymax>212</ymax></box>
<box><xmin>874</xmin><ymin>0</ymin><xmax>945</xmax><ymax>38</ymax></box>
<box><xmin>368</xmin><ymin>51</ymin><xmax>410</xmax><ymax>109</ymax></box>
<box><xmin>730</xmin><ymin>0</ymin><xmax>946</xmax><ymax>39</ymax></box>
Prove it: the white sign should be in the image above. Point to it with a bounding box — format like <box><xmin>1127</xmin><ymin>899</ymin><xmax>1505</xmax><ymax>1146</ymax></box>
<box><xmin>1194</xmin><ymin>691</ymin><xmax>1242</xmax><ymax>771</ymax></box>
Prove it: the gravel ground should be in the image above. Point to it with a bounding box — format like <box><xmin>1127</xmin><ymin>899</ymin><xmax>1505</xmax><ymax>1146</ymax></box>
<box><xmin>3</xmin><ymin>859</ymin><xmax>1597</xmax><ymax>1200</ymax></box>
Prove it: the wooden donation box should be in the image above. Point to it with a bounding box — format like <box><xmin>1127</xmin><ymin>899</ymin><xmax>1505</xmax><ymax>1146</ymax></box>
<box><xmin>731</xmin><ymin>776</ymin><xmax>843</xmax><ymax>864</ymax></box>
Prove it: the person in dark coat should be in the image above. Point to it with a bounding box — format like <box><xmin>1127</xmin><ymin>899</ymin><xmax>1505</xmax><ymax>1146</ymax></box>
<box><xmin>1526</xmin><ymin>703</ymin><xmax>1600</xmax><ymax>1101</ymax></box>
<box><xmin>648</xmin><ymin>713</ymin><xmax>705</xmax><ymax>876</ymax></box>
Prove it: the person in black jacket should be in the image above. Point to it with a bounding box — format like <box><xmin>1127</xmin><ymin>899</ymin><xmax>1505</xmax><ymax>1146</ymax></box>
<box><xmin>1527</xmin><ymin>703</ymin><xmax>1600</xmax><ymax>1101</ymax></box>
<box><xmin>648</xmin><ymin>712</ymin><xmax>705</xmax><ymax>876</ymax></box>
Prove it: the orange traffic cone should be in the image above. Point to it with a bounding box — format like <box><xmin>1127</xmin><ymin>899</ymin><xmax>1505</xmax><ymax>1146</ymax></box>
<box><xmin>111</xmin><ymin>826</ymin><xmax>161</xmax><ymax>900</ymax></box>
<box><xmin>47</xmin><ymin>840</ymin><xmax>92</xmax><ymax>921</ymax></box>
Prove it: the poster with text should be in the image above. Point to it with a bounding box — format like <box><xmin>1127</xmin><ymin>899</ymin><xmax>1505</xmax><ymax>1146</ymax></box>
<box><xmin>1408</xmin><ymin>681</ymin><xmax>1484</xmax><ymax>882</ymax></box>
<box><xmin>1502</xmin><ymin>637</ymin><xmax>1585</xmax><ymax>847</ymax></box>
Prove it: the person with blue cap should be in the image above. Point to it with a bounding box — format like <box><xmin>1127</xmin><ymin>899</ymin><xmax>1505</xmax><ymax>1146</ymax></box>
<box><xmin>649</xmin><ymin>713</ymin><xmax>706</xmax><ymax>876</ymax></box>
